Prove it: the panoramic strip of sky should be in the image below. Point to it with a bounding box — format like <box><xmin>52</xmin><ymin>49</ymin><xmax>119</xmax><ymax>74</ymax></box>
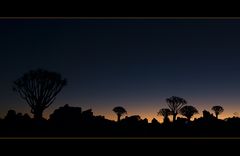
<box><xmin>0</xmin><ymin>19</ymin><xmax>240</xmax><ymax>122</ymax></box>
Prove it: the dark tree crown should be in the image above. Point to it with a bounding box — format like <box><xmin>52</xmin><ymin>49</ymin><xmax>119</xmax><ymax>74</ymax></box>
<box><xmin>13</xmin><ymin>69</ymin><xmax>67</xmax><ymax>119</ymax></box>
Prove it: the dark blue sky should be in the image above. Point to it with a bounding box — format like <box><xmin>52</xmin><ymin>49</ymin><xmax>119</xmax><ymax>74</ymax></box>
<box><xmin>1</xmin><ymin>19</ymin><xmax>240</xmax><ymax>121</ymax></box>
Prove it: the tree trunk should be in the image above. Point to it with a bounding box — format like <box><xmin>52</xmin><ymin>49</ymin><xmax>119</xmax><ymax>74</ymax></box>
<box><xmin>33</xmin><ymin>109</ymin><xmax>43</xmax><ymax>120</ymax></box>
<box><xmin>173</xmin><ymin>113</ymin><xmax>177</xmax><ymax>122</ymax></box>
<box><xmin>216</xmin><ymin>113</ymin><xmax>218</xmax><ymax>119</ymax></box>
<box><xmin>117</xmin><ymin>114</ymin><xmax>121</xmax><ymax>122</ymax></box>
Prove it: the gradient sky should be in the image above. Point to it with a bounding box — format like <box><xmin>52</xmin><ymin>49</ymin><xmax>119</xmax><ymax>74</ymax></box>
<box><xmin>1</xmin><ymin>18</ymin><xmax>240</xmax><ymax>122</ymax></box>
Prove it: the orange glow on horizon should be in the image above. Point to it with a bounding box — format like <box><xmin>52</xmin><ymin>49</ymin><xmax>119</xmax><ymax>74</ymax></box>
<box><xmin>39</xmin><ymin>109</ymin><xmax>237</xmax><ymax>123</ymax></box>
<box><xmin>4</xmin><ymin>100</ymin><xmax>240</xmax><ymax>124</ymax></box>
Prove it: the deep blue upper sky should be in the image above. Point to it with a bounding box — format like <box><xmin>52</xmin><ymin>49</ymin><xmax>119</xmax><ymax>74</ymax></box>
<box><xmin>1</xmin><ymin>19</ymin><xmax>240</xmax><ymax>121</ymax></box>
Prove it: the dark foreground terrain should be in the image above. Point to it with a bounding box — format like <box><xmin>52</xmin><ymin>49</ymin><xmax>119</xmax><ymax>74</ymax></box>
<box><xmin>1</xmin><ymin>115</ymin><xmax>240</xmax><ymax>137</ymax></box>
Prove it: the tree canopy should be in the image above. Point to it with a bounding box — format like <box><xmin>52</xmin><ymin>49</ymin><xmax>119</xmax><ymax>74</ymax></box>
<box><xmin>13</xmin><ymin>69</ymin><xmax>67</xmax><ymax>119</ymax></box>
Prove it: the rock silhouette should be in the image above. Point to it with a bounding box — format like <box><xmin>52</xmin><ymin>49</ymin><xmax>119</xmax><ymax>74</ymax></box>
<box><xmin>1</xmin><ymin>70</ymin><xmax>239</xmax><ymax>137</ymax></box>
<box><xmin>0</xmin><ymin>104</ymin><xmax>239</xmax><ymax>137</ymax></box>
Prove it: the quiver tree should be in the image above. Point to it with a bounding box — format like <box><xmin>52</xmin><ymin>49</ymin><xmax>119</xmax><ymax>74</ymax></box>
<box><xmin>211</xmin><ymin>105</ymin><xmax>224</xmax><ymax>119</ymax></box>
<box><xmin>166</xmin><ymin>96</ymin><xmax>187</xmax><ymax>122</ymax></box>
<box><xmin>157</xmin><ymin>108</ymin><xmax>172</xmax><ymax>123</ymax></box>
<box><xmin>179</xmin><ymin>105</ymin><xmax>198</xmax><ymax>121</ymax></box>
<box><xmin>13</xmin><ymin>69</ymin><xmax>67</xmax><ymax>119</ymax></box>
<box><xmin>113</xmin><ymin>106</ymin><xmax>127</xmax><ymax>122</ymax></box>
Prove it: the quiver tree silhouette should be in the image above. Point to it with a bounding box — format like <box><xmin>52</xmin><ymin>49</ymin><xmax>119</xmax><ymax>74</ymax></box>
<box><xmin>166</xmin><ymin>96</ymin><xmax>187</xmax><ymax>122</ymax></box>
<box><xmin>211</xmin><ymin>105</ymin><xmax>224</xmax><ymax>119</ymax></box>
<box><xmin>179</xmin><ymin>105</ymin><xmax>198</xmax><ymax>121</ymax></box>
<box><xmin>113</xmin><ymin>106</ymin><xmax>127</xmax><ymax>122</ymax></box>
<box><xmin>157</xmin><ymin>108</ymin><xmax>171</xmax><ymax>123</ymax></box>
<box><xmin>13</xmin><ymin>69</ymin><xmax>67</xmax><ymax>120</ymax></box>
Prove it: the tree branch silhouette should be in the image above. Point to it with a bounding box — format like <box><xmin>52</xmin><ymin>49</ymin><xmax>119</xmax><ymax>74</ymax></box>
<box><xmin>13</xmin><ymin>69</ymin><xmax>67</xmax><ymax>119</ymax></box>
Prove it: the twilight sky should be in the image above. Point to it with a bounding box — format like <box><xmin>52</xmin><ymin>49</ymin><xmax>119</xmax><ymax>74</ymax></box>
<box><xmin>1</xmin><ymin>18</ymin><xmax>240</xmax><ymax>122</ymax></box>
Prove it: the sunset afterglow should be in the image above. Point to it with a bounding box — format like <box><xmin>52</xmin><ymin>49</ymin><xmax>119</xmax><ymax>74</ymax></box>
<box><xmin>1</xmin><ymin>19</ymin><xmax>240</xmax><ymax>124</ymax></box>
